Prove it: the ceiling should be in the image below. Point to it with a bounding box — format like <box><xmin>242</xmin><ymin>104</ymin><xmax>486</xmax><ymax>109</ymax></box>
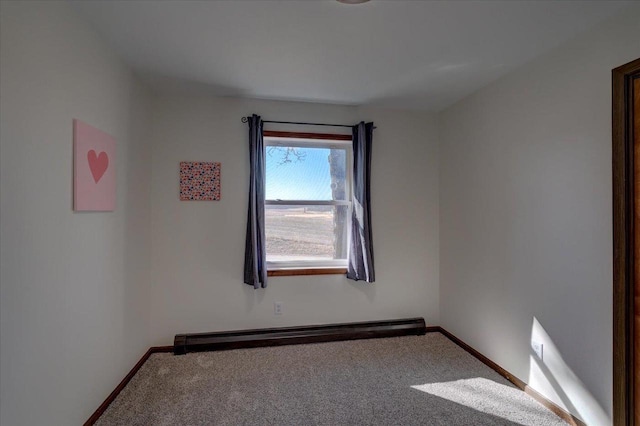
<box><xmin>72</xmin><ymin>0</ymin><xmax>632</xmax><ymax>112</ymax></box>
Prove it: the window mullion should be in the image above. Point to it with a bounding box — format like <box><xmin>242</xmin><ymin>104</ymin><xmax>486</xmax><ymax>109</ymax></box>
<box><xmin>265</xmin><ymin>200</ymin><xmax>349</xmax><ymax>206</ymax></box>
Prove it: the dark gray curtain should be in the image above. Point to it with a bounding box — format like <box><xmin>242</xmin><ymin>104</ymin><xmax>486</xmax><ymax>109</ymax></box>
<box><xmin>347</xmin><ymin>122</ymin><xmax>375</xmax><ymax>282</ymax></box>
<box><xmin>243</xmin><ymin>114</ymin><xmax>267</xmax><ymax>288</ymax></box>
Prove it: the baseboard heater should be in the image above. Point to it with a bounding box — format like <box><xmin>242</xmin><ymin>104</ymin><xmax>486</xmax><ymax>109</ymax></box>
<box><xmin>174</xmin><ymin>317</ymin><xmax>427</xmax><ymax>355</ymax></box>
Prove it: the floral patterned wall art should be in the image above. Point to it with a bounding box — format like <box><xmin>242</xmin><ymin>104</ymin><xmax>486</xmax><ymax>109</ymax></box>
<box><xmin>179</xmin><ymin>161</ymin><xmax>221</xmax><ymax>201</ymax></box>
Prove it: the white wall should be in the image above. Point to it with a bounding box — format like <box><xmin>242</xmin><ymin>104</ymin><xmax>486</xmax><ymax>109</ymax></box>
<box><xmin>439</xmin><ymin>6</ymin><xmax>640</xmax><ymax>426</ymax></box>
<box><xmin>0</xmin><ymin>2</ymin><xmax>152</xmax><ymax>425</ymax></box>
<box><xmin>148</xmin><ymin>95</ymin><xmax>439</xmax><ymax>345</ymax></box>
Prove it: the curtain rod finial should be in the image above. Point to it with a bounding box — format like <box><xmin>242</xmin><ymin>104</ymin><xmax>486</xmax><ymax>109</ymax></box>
<box><xmin>241</xmin><ymin>116</ymin><xmax>248</xmax><ymax>124</ymax></box>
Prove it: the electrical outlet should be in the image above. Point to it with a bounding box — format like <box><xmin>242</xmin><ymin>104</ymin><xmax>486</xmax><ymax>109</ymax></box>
<box><xmin>274</xmin><ymin>302</ymin><xmax>283</xmax><ymax>315</ymax></box>
<box><xmin>531</xmin><ymin>341</ymin><xmax>543</xmax><ymax>360</ymax></box>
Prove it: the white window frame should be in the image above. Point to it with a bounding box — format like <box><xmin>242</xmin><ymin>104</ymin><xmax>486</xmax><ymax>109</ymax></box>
<box><xmin>264</xmin><ymin>135</ymin><xmax>353</xmax><ymax>271</ymax></box>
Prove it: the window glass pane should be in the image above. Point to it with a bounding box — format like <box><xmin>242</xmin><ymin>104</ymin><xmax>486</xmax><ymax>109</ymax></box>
<box><xmin>265</xmin><ymin>146</ymin><xmax>347</xmax><ymax>201</ymax></box>
<box><xmin>266</xmin><ymin>204</ymin><xmax>349</xmax><ymax>261</ymax></box>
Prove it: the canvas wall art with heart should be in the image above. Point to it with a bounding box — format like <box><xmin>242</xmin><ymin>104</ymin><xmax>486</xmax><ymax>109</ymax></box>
<box><xmin>73</xmin><ymin>119</ymin><xmax>116</xmax><ymax>211</ymax></box>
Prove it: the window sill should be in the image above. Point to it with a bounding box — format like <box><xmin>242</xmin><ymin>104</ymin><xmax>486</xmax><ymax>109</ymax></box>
<box><xmin>267</xmin><ymin>268</ymin><xmax>347</xmax><ymax>277</ymax></box>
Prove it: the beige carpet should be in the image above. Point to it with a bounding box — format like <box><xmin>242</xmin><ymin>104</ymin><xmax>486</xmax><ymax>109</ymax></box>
<box><xmin>96</xmin><ymin>333</ymin><xmax>568</xmax><ymax>425</ymax></box>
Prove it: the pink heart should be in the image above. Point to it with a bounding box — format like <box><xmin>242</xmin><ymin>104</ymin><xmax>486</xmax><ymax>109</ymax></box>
<box><xmin>87</xmin><ymin>150</ymin><xmax>109</xmax><ymax>183</ymax></box>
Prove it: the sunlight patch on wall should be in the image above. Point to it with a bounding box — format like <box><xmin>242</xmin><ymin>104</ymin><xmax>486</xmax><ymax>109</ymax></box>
<box><xmin>529</xmin><ymin>317</ymin><xmax>609</xmax><ymax>426</ymax></box>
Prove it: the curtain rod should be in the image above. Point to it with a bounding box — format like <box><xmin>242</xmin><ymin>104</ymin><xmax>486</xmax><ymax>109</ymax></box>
<box><xmin>241</xmin><ymin>117</ymin><xmax>376</xmax><ymax>129</ymax></box>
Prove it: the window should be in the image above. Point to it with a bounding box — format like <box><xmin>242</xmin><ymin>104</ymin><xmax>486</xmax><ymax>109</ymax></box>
<box><xmin>264</xmin><ymin>132</ymin><xmax>352</xmax><ymax>274</ymax></box>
